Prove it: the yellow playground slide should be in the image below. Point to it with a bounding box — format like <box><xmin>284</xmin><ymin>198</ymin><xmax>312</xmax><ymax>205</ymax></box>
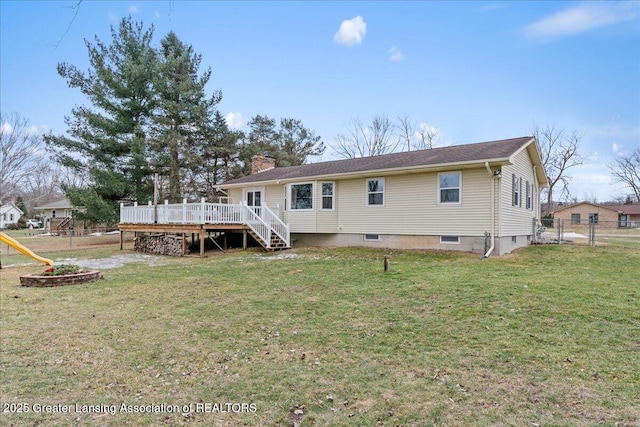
<box><xmin>0</xmin><ymin>232</ymin><xmax>54</xmax><ymax>266</ymax></box>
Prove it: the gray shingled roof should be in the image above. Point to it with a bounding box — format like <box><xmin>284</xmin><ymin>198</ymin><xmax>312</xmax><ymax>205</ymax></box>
<box><xmin>34</xmin><ymin>198</ymin><xmax>75</xmax><ymax>210</ymax></box>
<box><xmin>222</xmin><ymin>136</ymin><xmax>535</xmax><ymax>186</ymax></box>
<box><xmin>554</xmin><ymin>201</ymin><xmax>640</xmax><ymax>215</ymax></box>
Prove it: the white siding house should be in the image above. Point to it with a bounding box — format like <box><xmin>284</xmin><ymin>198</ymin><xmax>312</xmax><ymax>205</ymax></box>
<box><xmin>0</xmin><ymin>202</ymin><xmax>24</xmax><ymax>229</ymax></box>
<box><xmin>34</xmin><ymin>198</ymin><xmax>80</xmax><ymax>231</ymax></box>
<box><xmin>220</xmin><ymin>137</ymin><xmax>548</xmax><ymax>256</ymax></box>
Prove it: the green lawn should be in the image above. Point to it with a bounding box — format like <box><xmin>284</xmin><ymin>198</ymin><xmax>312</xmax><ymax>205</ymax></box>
<box><xmin>1</xmin><ymin>239</ymin><xmax>638</xmax><ymax>426</ymax></box>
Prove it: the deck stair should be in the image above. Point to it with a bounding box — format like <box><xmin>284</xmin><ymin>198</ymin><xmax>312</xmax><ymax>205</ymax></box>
<box><xmin>248</xmin><ymin>229</ymin><xmax>289</xmax><ymax>251</ymax></box>
<box><xmin>56</xmin><ymin>216</ymin><xmax>72</xmax><ymax>230</ymax></box>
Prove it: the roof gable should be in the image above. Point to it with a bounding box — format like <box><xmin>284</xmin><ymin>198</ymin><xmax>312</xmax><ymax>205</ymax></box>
<box><xmin>552</xmin><ymin>201</ymin><xmax>622</xmax><ymax>214</ymax></box>
<box><xmin>223</xmin><ymin>136</ymin><xmax>544</xmax><ymax>187</ymax></box>
<box><xmin>0</xmin><ymin>202</ymin><xmax>23</xmax><ymax>215</ymax></box>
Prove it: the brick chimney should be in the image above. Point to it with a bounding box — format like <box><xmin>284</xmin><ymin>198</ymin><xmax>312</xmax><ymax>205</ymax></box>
<box><xmin>251</xmin><ymin>155</ymin><xmax>276</xmax><ymax>174</ymax></box>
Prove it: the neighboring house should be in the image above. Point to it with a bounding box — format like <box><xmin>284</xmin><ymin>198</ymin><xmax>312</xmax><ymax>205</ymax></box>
<box><xmin>34</xmin><ymin>198</ymin><xmax>83</xmax><ymax>231</ymax></box>
<box><xmin>610</xmin><ymin>203</ymin><xmax>640</xmax><ymax>227</ymax></box>
<box><xmin>0</xmin><ymin>202</ymin><xmax>24</xmax><ymax>229</ymax></box>
<box><xmin>220</xmin><ymin>136</ymin><xmax>549</xmax><ymax>256</ymax></box>
<box><xmin>552</xmin><ymin>202</ymin><xmax>639</xmax><ymax>228</ymax></box>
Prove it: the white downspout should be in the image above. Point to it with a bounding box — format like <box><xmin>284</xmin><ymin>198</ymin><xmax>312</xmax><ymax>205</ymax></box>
<box><xmin>483</xmin><ymin>162</ymin><xmax>497</xmax><ymax>258</ymax></box>
<box><xmin>532</xmin><ymin>165</ymin><xmax>539</xmax><ymax>243</ymax></box>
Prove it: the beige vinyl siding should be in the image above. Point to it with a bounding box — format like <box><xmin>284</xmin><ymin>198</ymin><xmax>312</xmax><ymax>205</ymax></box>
<box><xmin>227</xmin><ymin>188</ymin><xmax>242</xmax><ymax>205</ymax></box>
<box><xmin>284</xmin><ymin>181</ymin><xmax>338</xmax><ymax>233</ymax></box>
<box><xmin>226</xmin><ymin>185</ymin><xmax>283</xmax><ymax>211</ymax></box>
<box><xmin>264</xmin><ymin>184</ymin><xmax>284</xmax><ymax>213</ymax></box>
<box><xmin>286</xmin><ymin>182</ymin><xmax>316</xmax><ymax>233</ymax></box>
<box><xmin>225</xmin><ymin>151</ymin><xmax>542</xmax><ymax>240</ymax></box>
<box><xmin>336</xmin><ymin>168</ymin><xmax>492</xmax><ymax>236</ymax></box>
<box><xmin>499</xmin><ymin>149</ymin><xmax>538</xmax><ymax>236</ymax></box>
<box><xmin>317</xmin><ymin>181</ymin><xmax>338</xmax><ymax>233</ymax></box>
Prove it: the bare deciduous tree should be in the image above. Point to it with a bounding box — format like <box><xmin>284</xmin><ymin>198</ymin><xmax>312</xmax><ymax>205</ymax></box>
<box><xmin>415</xmin><ymin>123</ymin><xmax>439</xmax><ymax>150</ymax></box>
<box><xmin>607</xmin><ymin>147</ymin><xmax>640</xmax><ymax>202</ymax></box>
<box><xmin>0</xmin><ymin>112</ymin><xmax>46</xmax><ymax>200</ymax></box>
<box><xmin>334</xmin><ymin>115</ymin><xmax>400</xmax><ymax>159</ymax></box>
<box><xmin>533</xmin><ymin>124</ymin><xmax>584</xmax><ymax>216</ymax></box>
<box><xmin>397</xmin><ymin>115</ymin><xmax>415</xmax><ymax>152</ymax></box>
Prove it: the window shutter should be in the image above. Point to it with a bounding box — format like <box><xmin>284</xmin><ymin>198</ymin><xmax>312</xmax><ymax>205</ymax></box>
<box><xmin>519</xmin><ymin>178</ymin><xmax>523</xmax><ymax>207</ymax></box>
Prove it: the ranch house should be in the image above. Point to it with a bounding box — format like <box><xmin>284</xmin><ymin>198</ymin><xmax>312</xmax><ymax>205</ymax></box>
<box><xmin>219</xmin><ymin>136</ymin><xmax>549</xmax><ymax>256</ymax></box>
<box><xmin>552</xmin><ymin>201</ymin><xmax>640</xmax><ymax>229</ymax></box>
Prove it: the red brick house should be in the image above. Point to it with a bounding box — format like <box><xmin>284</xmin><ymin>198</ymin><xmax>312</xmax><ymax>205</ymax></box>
<box><xmin>552</xmin><ymin>202</ymin><xmax>639</xmax><ymax>228</ymax></box>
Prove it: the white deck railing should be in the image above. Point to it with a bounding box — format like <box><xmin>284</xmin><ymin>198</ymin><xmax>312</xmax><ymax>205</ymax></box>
<box><xmin>120</xmin><ymin>199</ymin><xmax>290</xmax><ymax>249</ymax></box>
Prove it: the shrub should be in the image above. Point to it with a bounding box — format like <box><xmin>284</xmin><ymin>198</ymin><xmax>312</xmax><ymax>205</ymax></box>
<box><xmin>42</xmin><ymin>265</ymin><xmax>86</xmax><ymax>276</ymax></box>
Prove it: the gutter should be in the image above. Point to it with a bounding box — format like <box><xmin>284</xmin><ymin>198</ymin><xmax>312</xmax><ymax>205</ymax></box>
<box><xmin>483</xmin><ymin>162</ymin><xmax>500</xmax><ymax>258</ymax></box>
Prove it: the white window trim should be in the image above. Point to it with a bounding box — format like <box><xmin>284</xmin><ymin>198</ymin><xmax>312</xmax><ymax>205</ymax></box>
<box><xmin>437</xmin><ymin>171</ymin><xmax>462</xmax><ymax>205</ymax></box>
<box><xmin>364</xmin><ymin>234</ymin><xmax>380</xmax><ymax>241</ymax></box>
<box><xmin>243</xmin><ymin>187</ymin><xmax>265</xmax><ymax>206</ymax></box>
<box><xmin>320</xmin><ymin>181</ymin><xmax>335</xmax><ymax>211</ymax></box>
<box><xmin>283</xmin><ymin>186</ymin><xmax>287</xmax><ymax>212</ymax></box>
<box><xmin>513</xmin><ymin>175</ymin><xmax>522</xmax><ymax>208</ymax></box>
<box><xmin>289</xmin><ymin>182</ymin><xmax>314</xmax><ymax>211</ymax></box>
<box><xmin>440</xmin><ymin>236</ymin><xmax>460</xmax><ymax>244</ymax></box>
<box><xmin>366</xmin><ymin>177</ymin><xmax>385</xmax><ymax>207</ymax></box>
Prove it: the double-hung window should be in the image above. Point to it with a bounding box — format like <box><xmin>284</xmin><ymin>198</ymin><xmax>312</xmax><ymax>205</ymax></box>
<box><xmin>321</xmin><ymin>182</ymin><xmax>334</xmax><ymax>210</ymax></box>
<box><xmin>290</xmin><ymin>183</ymin><xmax>313</xmax><ymax>210</ymax></box>
<box><xmin>367</xmin><ymin>178</ymin><xmax>384</xmax><ymax>206</ymax></box>
<box><xmin>571</xmin><ymin>213</ymin><xmax>581</xmax><ymax>224</ymax></box>
<box><xmin>512</xmin><ymin>175</ymin><xmax>522</xmax><ymax>207</ymax></box>
<box><xmin>526</xmin><ymin>181</ymin><xmax>532</xmax><ymax>210</ymax></box>
<box><xmin>438</xmin><ymin>172</ymin><xmax>461</xmax><ymax>203</ymax></box>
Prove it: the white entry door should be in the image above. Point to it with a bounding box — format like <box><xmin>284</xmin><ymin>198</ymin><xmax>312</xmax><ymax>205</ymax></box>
<box><xmin>245</xmin><ymin>189</ymin><xmax>263</xmax><ymax>217</ymax></box>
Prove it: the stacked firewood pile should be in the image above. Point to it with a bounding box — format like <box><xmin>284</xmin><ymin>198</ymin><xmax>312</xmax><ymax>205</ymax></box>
<box><xmin>134</xmin><ymin>234</ymin><xmax>183</xmax><ymax>256</ymax></box>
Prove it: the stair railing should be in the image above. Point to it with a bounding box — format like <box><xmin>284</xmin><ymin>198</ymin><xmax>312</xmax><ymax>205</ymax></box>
<box><xmin>260</xmin><ymin>203</ymin><xmax>290</xmax><ymax>247</ymax></box>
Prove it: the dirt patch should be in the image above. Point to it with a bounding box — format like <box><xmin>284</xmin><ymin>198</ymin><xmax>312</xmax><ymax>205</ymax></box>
<box><xmin>57</xmin><ymin>253</ymin><xmax>166</xmax><ymax>270</ymax></box>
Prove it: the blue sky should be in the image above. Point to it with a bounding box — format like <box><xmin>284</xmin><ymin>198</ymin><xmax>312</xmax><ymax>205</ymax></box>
<box><xmin>1</xmin><ymin>1</ymin><xmax>639</xmax><ymax>202</ymax></box>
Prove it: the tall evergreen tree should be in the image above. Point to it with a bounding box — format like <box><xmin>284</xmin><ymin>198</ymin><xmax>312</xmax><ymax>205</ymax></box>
<box><xmin>197</xmin><ymin>111</ymin><xmax>241</xmax><ymax>197</ymax></box>
<box><xmin>235</xmin><ymin>115</ymin><xmax>325</xmax><ymax>176</ymax></box>
<box><xmin>277</xmin><ymin>117</ymin><xmax>325</xmax><ymax>166</ymax></box>
<box><xmin>44</xmin><ymin>17</ymin><xmax>157</xmax><ymax>224</ymax></box>
<box><xmin>150</xmin><ymin>31</ymin><xmax>221</xmax><ymax>202</ymax></box>
<box><xmin>235</xmin><ymin>115</ymin><xmax>279</xmax><ymax>176</ymax></box>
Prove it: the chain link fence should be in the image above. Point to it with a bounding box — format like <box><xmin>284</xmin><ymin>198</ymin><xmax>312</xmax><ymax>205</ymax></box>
<box><xmin>539</xmin><ymin>218</ymin><xmax>640</xmax><ymax>246</ymax></box>
<box><xmin>1</xmin><ymin>228</ymin><xmax>126</xmax><ymax>267</ymax></box>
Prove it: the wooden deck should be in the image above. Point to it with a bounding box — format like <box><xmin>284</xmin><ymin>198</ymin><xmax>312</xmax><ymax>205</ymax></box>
<box><xmin>118</xmin><ymin>223</ymin><xmax>251</xmax><ymax>256</ymax></box>
<box><xmin>118</xmin><ymin>200</ymin><xmax>290</xmax><ymax>256</ymax></box>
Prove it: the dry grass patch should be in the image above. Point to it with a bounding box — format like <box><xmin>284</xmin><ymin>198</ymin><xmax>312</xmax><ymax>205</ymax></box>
<box><xmin>1</xmin><ymin>242</ymin><xmax>639</xmax><ymax>426</ymax></box>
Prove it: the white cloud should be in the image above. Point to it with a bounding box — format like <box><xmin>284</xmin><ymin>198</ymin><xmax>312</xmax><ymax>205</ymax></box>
<box><xmin>1</xmin><ymin>121</ymin><xmax>13</xmax><ymax>134</ymax></box>
<box><xmin>225</xmin><ymin>112</ymin><xmax>245</xmax><ymax>129</ymax></box>
<box><xmin>26</xmin><ymin>125</ymin><xmax>43</xmax><ymax>136</ymax></box>
<box><xmin>523</xmin><ymin>1</ymin><xmax>639</xmax><ymax>41</ymax></box>
<box><xmin>612</xmin><ymin>142</ymin><xmax>620</xmax><ymax>154</ymax></box>
<box><xmin>129</xmin><ymin>5</ymin><xmax>139</xmax><ymax>14</ymax></box>
<box><xmin>479</xmin><ymin>3</ymin><xmax>507</xmax><ymax>13</ymax></box>
<box><xmin>389</xmin><ymin>46</ymin><xmax>403</xmax><ymax>62</ymax></box>
<box><xmin>334</xmin><ymin>16</ymin><xmax>366</xmax><ymax>46</ymax></box>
